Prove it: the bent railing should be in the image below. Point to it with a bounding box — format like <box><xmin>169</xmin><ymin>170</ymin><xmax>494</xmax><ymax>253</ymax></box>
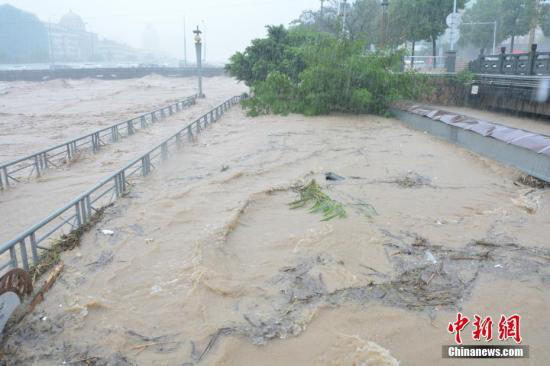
<box><xmin>0</xmin><ymin>95</ymin><xmax>198</xmax><ymax>190</ymax></box>
<box><xmin>0</xmin><ymin>95</ymin><xmax>244</xmax><ymax>275</ymax></box>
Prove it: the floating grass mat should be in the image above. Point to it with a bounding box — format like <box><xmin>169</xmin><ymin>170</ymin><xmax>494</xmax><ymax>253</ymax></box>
<box><xmin>290</xmin><ymin>180</ymin><xmax>347</xmax><ymax>221</ymax></box>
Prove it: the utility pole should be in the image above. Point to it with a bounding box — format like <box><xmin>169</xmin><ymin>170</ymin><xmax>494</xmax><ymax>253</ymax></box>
<box><xmin>381</xmin><ymin>0</ymin><xmax>389</xmax><ymax>48</ymax></box>
<box><xmin>320</xmin><ymin>0</ymin><xmax>325</xmax><ymax>16</ymax></box>
<box><xmin>193</xmin><ymin>26</ymin><xmax>204</xmax><ymax>98</ymax></box>
<box><xmin>341</xmin><ymin>0</ymin><xmax>348</xmax><ymax>36</ymax></box>
<box><xmin>183</xmin><ymin>17</ymin><xmax>187</xmax><ymax>66</ymax></box>
<box><xmin>450</xmin><ymin>0</ymin><xmax>457</xmax><ymax>51</ymax></box>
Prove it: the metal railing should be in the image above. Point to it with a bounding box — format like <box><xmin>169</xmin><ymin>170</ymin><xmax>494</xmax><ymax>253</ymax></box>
<box><xmin>0</xmin><ymin>95</ymin><xmax>198</xmax><ymax>190</ymax></box>
<box><xmin>0</xmin><ymin>94</ymin><xmax>245</xmax><ymax>275</ymax></box>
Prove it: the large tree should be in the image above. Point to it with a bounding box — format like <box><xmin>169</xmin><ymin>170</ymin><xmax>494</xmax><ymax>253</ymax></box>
<box><xmin>420</xmin><ymin>0</ymin><xmax>466</xmax><ymax>61</ymax></box>
<box><xmin>388</xmin><ymin>0</ymin><xmax>432</xmax><ymax>62</ymax></box>
<box><xmin>460</xmin><ymin>0</ymin><xmax>537</xmax><ymax>53</ymax></box>
<box><xmin>459</xmin><ymin>0</ymin><xmax>507</xmax><ymax>52</ymax></box>
<box><xmin>0</xmin><ymin>4</ymin><xmax>49</xmax><ymax>63</ymax></box>
<box><xmin>500</xmin><ymin>0</ymin><xmax>538</xmax><ymax>52</ymax></box>
<box><xmin>291</xmin><ymin>0</ymin><xmax>382</xmax><ymax>45</ymax></box>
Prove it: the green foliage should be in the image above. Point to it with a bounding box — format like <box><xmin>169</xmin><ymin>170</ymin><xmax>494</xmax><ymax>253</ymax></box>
<box><xmin>460</xmin><ymin>0</ymin><xmax>538</xmax><ymax>52</ymax></box>
<box><xmin>290</xmin><ymin>180</ymin><xmax>347</xmax><ymax>221</ymax></box>
<box><xmin>455</xmin><ymin>69</ymin><xmax>475</xmax><ymax>85</ymax></box>
<box><xmin>227</xmin><ymin>26</ymin><xmax>426</xmax><ymax>116</ymax></box>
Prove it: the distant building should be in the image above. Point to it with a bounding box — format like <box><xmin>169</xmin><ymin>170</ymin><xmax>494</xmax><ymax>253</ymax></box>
<box><xmin>45</xmin><ymin>11</ymin><xmax>99</xmax><ymax>62</ymax></box>
<box><xmin>45</xmin><ymin>10</ymin><xmax>143</xmax><ymax>63</ymax></box>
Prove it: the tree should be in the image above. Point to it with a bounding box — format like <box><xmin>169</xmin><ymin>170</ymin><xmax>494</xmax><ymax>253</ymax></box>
<box><xmin>500</xmin><ymin>0</ymin><xmax>537</xmax><ymax>52</ymax></box>
<box><xmin>226</xmin><ymin>25</ymin><xmax>424</xmax><ymax>116</ymax></box>
<box><xmin>387</xmin><ymin>0</ymin><xmax>464</xmax><ymax>67</ymax></box>
<box><xmin>388</xmin><ymin>0</ymin><xmax>432</xmax><ymax>63</ymax></box>
<box><xmin>291</xmin><ymin>0</ymin><xmax>382</xmax><ymax>45</ymax></box>
<box><xmin>460</xmin><ymin>0</ymin><xmax>505</xmax><ymax>51</ymax></box>
<box><xmin>420</xmin><ymin>0</ymin><xmax>466</xmax><ymax>62</ymax></box>
<box><xmin>0</xmin><ymin>4</ymin><xmax>49</xmax><ymax>63</ymax></box>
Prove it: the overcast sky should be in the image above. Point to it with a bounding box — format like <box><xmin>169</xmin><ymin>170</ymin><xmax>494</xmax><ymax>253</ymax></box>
<box><xmin>2</xmin><ymin>0</ymin><xmax>320</xmax><ymax>64</ymax></box>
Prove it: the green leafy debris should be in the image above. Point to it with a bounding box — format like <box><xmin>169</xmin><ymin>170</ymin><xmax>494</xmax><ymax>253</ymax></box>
<box><xmin>289</xmin><ymin>180</ymin><xmax>347</xmax><ymax>221</ymax></box>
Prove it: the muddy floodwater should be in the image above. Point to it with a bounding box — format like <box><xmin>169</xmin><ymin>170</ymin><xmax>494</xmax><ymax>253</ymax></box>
<box><xmin>0</xmin><ymin>76</ymin><xmax>247</xmax><ymax>243</ymax></box>
<box><xmin>2</xmin><ymin>83</ymin><xmax>550</xmax><ymax>365</ymax></box>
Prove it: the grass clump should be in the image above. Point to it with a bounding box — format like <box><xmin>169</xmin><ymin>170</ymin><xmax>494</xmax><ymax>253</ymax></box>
<box><xmin>290</xmin><ymin>180</ymin><xmax>347</xmax><ymax>221</ymax></box>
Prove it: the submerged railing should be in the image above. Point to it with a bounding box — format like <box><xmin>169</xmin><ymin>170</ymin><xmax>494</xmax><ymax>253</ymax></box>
<box><xmin>0</xmin><ymin>94</ymin><xmax>245</xmax><ymax>275</ymax></box>
<box><xmin>0</xmin><ymin>95</ymin><xmax>198</xmax><ymax>190</ymax></box>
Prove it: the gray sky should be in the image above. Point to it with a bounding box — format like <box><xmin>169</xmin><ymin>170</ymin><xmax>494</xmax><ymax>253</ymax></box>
<box><xmin>2</xmin><ymin>0</ymin><xmax>320</xmax><ymax>64</ymax></box>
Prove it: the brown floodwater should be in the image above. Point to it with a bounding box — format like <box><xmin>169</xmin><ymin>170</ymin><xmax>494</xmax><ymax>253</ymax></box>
<box><xmin>0</xmin><ymin>76</ymin><xmax>247</xmax><ymax>244</ymax></box>
<box><xmin>2</xmin><ymin>86</ymin><xmax>550</xmax><ymax>365</ymax></box>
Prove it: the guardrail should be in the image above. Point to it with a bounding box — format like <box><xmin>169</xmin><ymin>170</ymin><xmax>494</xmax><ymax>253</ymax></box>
<box><xmin>470</xmin><ymin>44</ymin><xmax>550</xmax><ymax>76</ymax></box>
<box><xmin>0</xmin><ymin>94</ymin><xmax>245</xmax><ymax>275</ymax></box>
<box><xmin>0</xmin><ymin>95</ymin><xmax>198</xmax><ymax>190</ymax></box>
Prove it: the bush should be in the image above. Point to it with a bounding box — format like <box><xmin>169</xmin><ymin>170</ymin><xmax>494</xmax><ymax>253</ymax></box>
<box><xmin>226</xmin><ymin>25</ymin><xmax>425</xmax><ymax>116</ymax></box>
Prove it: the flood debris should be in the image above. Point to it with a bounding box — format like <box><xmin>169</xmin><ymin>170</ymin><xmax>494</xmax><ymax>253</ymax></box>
<box><xmin>392</xmin><ymin>171</ymin><xmax>432</xmax><ymax>188</ymax></box>
<box><xmin>325</xmin><ymin>172</ymin><xmax>345</xmax><ymax>181</ymax></box>
<box><xmin>28</xmin><ymin>205</ymin><xmax>110</xmax><ymax>283</ymax></box>
<box><xmin>516</xmin><ymin>175</ymin><xmax>550</xmax><ymax>189</ymax></box>
<box><xmin>290</xmin><ymin>180</ymin><xmax>347</xmax><ymax>221</ymax></box>
<box><xmin>182</xmin><ymin>234</ymin><xmax>550</xmax><ymax>363</ymax></box>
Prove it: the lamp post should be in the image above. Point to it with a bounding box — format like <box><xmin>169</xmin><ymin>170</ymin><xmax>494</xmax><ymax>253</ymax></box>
<box><xmin>193</xmin><ymin>26</ymin><xmax>205</xmax><ymax>98</ymax></box>
<box><xmin>381</xmin><ymin>0</ymin><xmax>389</xmax><ymax>48</ymax></box>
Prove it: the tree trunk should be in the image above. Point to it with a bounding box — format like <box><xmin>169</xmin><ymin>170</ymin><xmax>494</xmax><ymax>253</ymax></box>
<box><xmin>432</xmin><ymin>36</ymin><xmax>437</xmax><ymax>69</ymax></box>
<box><xmin>411</xmin><ymin>41</ymin><xmax>416</xmax><ymax>69</ymax></box>
<box><xmin>510</xmin><ymin>34</ymin><xmax>515</xmax><ymax>53</ymax></box>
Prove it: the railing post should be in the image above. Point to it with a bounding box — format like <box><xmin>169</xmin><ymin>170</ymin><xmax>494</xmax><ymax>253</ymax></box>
<box><xmin>498</xmin><ymin>46</ymin><xmax>506</xmax><ymax>74</ymax></box>
<box><xmin>9</xmin><ymin>246</ymin><xmax>18</xmax><ymax>268</ymax></box>
<box><xmin>528</xmin><ymin>43</ymin><xmax>538</xmax><ymax>76</ymax></box>
<box><xmin>152</xmin><ymin>112</ymin><xmax>157</xmax><ymax>123</ymax></box>
<box><xmin>85</xmin><ymin>195</ymin><xmax>92</xmax><ymax>218</ymax></box>
<box><xmin>67</xmin><ymin>143</ymin><xmax>72</xmax><ymax>161</ymax></box>
<box><xmin>80</xmin><ymin>197</ymin><xmax>88</xmax><ymax>224</ymax></box>
<box><xmin>30</xmin><ymin>232</ymin><xmax>39</xmax><ymax>264</ymax></box>
<box><xmin>75</xmin><ymin>201</ymin><xmax>82</xmax><ymax>226</ymax></box>
<box><xmin>142</xmin><ymin>154</ymin><xmax>150</xmax><ymax>176</ymax></box>
<box><xmin>141</xmin><ymin>115</ymin><xmax>147</xmax><ymax>128</ymax></box>
<box><xmin>176</xmin><ymin>132</ymin><xmax>182</xmax><ymax>148</ymax></box>
<box><xmin>19</xmin><ymin>240</ymin><xmax>29</xmax><ymax>271</ymax></box>
<box><xmin>161</xmin><ymin>108</ymin><xmax>166</xmax><ymax>119</ymax></box>
<box><xmin>187</xmin><ymin>126</ymin><xmax>194</xmax><ymax>142</ymax></box>
<box><xmin>169</xmin><ymin>105</ymin><xmax>173</xmax><ymax>116</ymax></box>
<box><xmin>34</xmin><ymin>154</ymin><xmax>41</xmax><ymax>177</ymax></box>
<box><xmin>127</xmin><ymin>120</ymin><xmax>135</xmax><ymax>135</ymax></box>
<box><xmin>92</xmin><ymin>132</ymin><xmax>100</xmax><ymax>152</ymax></box>
<box><xmin>120</xmin><ymin>171</ymin><xmax>126</xmax><ymax>193</ymax></box>
<box><xmin>3</xmin><ymin>166</ymin><xmax>9</xmax><ymax>187</ymax></box>
<box><xmin>161</xmin><ymin>142</ymin><xmax>168</xmax><ymax>161</ymax></box>
<box><xmin>43</xmin><ymin>152</ymin><xmax>49</xmax><ymax>169</ymax></box>
<box><xmin>112</xmin><ymin>126</ymin><xmax>119</xmax><ymax>142</ymax></box>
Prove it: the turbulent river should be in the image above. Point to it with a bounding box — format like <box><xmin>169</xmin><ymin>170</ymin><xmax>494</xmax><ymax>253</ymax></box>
<box><xmin>1</xmin><ymin>76</ymin><xmax>549</xmax><ymax>365</ymax></box>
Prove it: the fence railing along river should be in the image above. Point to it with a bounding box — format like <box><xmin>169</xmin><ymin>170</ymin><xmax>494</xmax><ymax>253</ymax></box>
<box><xmin>0</xmin><ymin>95</ymin><xmax>198</xmax><ymax>189</ymax></box>
<box><xmin>0</xmin><ymin>95</ymin><xmax>245</xmax><ymax>276</ymax></box>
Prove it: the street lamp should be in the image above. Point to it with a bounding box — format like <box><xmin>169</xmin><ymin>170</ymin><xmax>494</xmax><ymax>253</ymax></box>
<box><xmin>381</xmin><ymin>0</ymin><xmax>389</xmax><ymax>48</ymax></box>
<box><xmin>193</xmin><ymin>26</ymin><xmax>205</xmax><ymax>98</ymax></box>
